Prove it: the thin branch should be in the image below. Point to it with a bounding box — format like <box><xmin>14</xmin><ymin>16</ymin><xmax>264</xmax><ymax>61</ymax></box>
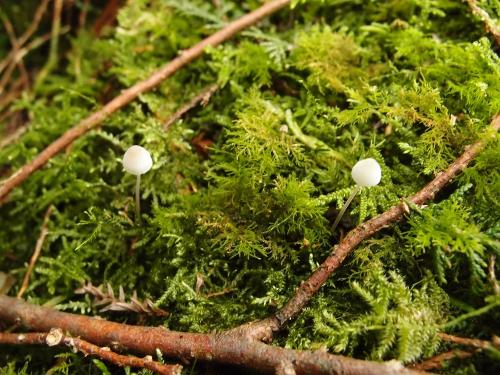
<box><xmin>438</xmin><ymin>332</ymin><xmax>500</xmax><ymax>350</ymax></box>
<box><xmin>488</xmin><ymin>255</ymin><xmax>500</xmax><ymax>295</ymax></box>
<box><xmin>241</xmin><ymin>115</ymin><xmax>500</xmax><ymax>341</ymax></box>
<box><xmin>0</xmin><ymin>12</ymin><xmax>29</xmax><ymax>89</ymax></box>
<box><xmin>17</xmin><ymin>206</ymin><xmax>53</xmax><ymax>298</ymax></box>
<box><xmin>0</xmin><ymin>124</ymin><xmax>27</xmax><ymax>150</ymax></box>
<box><xmin>0</xmin><ymin>296</ymin><xmax>427</xmax><ymax>375</ymax></box>
<box><xmin>466</xmin><ymin>0</ymin><xmax>500</xmax><ymax>46</ymax></box>
<box><xmin>163</xmin><ymin>83</ymin><xmax>219</xmax><ymax>129</ymax></box>
<box><xmin>0</xmin><ymin>0</ymin><xmax>51</xmax><ymax>75</ymax></box>
<box><xmin>0</xmin><ymin>0</ymin><xmax>291</xmax><ymax>204</ymax></box>
<box><xmin>409</xmin><ymin>350</ymin><xmax>475</xmax><ymax>371</ymax></box>
<box><xmin>0</xmin><ymin>330</ymin><xmax>182</xmax><ymax>375</ymax></box>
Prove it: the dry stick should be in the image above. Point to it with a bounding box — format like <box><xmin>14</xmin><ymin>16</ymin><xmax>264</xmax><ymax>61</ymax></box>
<box><xmin>17</xmin><ymin>206</ymin><xmax>53</xmax><ymax>298</ymax></box>
<box><xmin>0</xmin><ymin>330</ymin><xmax>182</xmax><ymax>375</ymax></box>
<box><xmin>0</xmin><ymin>122</ymin><xmax>27</xmax><ymax>150</ymax></box>
<box><xmin>0</xmin><ymin>296</ymin><xmax>427</xmax><ymax>375</ymax></box>
<box><xmin>488</xmin><ymin>255</ymin><xmax>500</xmax><ymax>295</ymax></box>
<box><xmin>241</xmin><ymin>115</ymin><xmax>500</xmax><ymax>341</ymax></box>
<box><xmin>409</xmin><ymin>350</ymin><xmax>475</xmax><ymax>371</ymax></box>
<box><xmin>0</xmin><ymin>12</ymin><xmax>30</xmax><ymax>89</ymax></box>
<box><xmin>438</xmin><ymin>332</ymin><xmax>499</xmax><ymax>350</ymax></box>
<box><xmin>0</xmin><ymin>0</ymin><xmax>291</xmax><ymax>204</ymax></box>
<box><xmin>0</xmin><ymin>0</ymin><xmax>50</xmax><ymax>75</ymax></box>
<box><xmin>466</xmin><ymin>0</ymin><xmax>500</xmax><ymax>46</ymax></box>
<box><xmin>163</xmin><ymin>83</ymin><xmax>219</xmax><ymax>129</ymax></box>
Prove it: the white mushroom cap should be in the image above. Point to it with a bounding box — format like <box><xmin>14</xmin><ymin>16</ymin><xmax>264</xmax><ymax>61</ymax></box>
<box><xmin>122</xmin><ymin>145</ymin><xmax>153</xmax><ymax>175</ymax></box>
<box><xmin>351</xmin><ymin>158</ymin><xmax>381</xmax><ymax>187</ymax></box>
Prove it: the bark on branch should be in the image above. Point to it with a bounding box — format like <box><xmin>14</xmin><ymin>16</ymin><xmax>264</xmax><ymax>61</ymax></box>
<box><xmin>0</xmin><ymin>295</ymin><xmax>427</xmax><ymax>375</ymax></box>
<box><xmin>0</xmin><ymin>0</ymin><xmax>291</xmax><ymax>203</ymax></box>
<box><xmin>0</xmin><ymin>330</ymin><xmax>182</xmax><ymax>375</ymax></box>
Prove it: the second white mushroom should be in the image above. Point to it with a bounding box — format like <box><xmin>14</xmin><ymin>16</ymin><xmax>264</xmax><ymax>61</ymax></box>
<box><xmin>331</xmin><ymin>158</ymin><xmax>382</xmax><ymax>232</ymax></box>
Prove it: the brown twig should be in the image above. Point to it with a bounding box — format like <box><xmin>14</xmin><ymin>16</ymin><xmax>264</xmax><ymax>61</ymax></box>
<box><xmin>0</xmin><ymin>12</ymin><xmax>29</xmax><ymax>89</ymax></box>
<box><xmin>0</xmin><ymin>329</ymin><xmax>182</xmax><ymax>375</ymax></box>
<box><xmin>92</xmin><ymin>0</ymin><xmax>120</xmax><ymax>36</ymax></box>
<box><xmin>0</xmin><ymin>124</ymin><xmax>27</xmax><ymax>150</ymax></box>
<box><xmin>0</xmin><ymin>0</ymin><xmax>291</xmax><ymax>204</ymax></box>
<box><xmin>17</xmin><ymin>206</ymin><xmax>53</xmax><ymax>298</ymax></box>
<box><xmin>0</xmin><ymin>295</ymin><xmax>427</xmax><ymax>375</ymax></box>
<box><xmin>241</xmin><ymin>115</ymin><xmax>500</xmax><ymax>341</ymax></box>
<box><xmin>409</xmin><ymin>350</ymin><xmax>475</xmax><ymax>371</ymax></box>
<box><xmin>488</xmin><ymin>255</ymin><xmax>500</xmax><ymax>295</ymax></box>
<box><xmin>0</xmin><ymin>0</ymin><xmax>50</xmax><ymax>75</ymax></box>
<box><xmin>438</xmin><ymin>332</ymin><xmax>500</xmax><ymax>350</ymax></box>
<box><xmin>466</xmin><ymin>0</ymin><xmax>500</xmax><ymax>46</ymax></box>
<box><xmin>163</xmin><ymin>83</ymin><xmax>219</xmax><ymax>129</ymax></box>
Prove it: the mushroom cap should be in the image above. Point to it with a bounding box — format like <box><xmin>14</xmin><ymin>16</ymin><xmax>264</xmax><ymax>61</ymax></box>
<box><xmin>122</xmin><ymin>145</ymin><xmax>153</xmax><ymax>175</ymax></box>
<box><xmin>351</xmin><ymin>158</ymin><xmax>382</xmax><ymax>187</ymax></box>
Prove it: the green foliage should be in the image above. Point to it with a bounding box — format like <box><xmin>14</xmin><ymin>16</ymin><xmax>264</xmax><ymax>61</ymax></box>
<box><xmin>1</xmin><ymin>0</ymin><xmax>499</xmax><ymax>373</ymax></box>
<box><xmin>313</xmin><ymin>267</ymin><xmax>446</xmax><ymax>362</ymax></box>
<box><xmin>405</xmin><ymin>192</ymin><xmax>498</xmax><ymax>290</ymax></box>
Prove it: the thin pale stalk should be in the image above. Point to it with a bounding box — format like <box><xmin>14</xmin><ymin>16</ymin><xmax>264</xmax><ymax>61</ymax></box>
<box><xmin>331</xmin><ymin>185</ymin><xmax>361</xmax><ymax>232</ymax></box>
<box><xmin>135</xmin><ymin>174</ymin><xmax>141</xmax><ymax>225</ymax></box>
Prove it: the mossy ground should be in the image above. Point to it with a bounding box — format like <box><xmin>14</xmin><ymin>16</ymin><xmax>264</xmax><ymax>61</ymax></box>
<box><xmin>0</xmin><ymin>0</ymin><xmax>499</xmax><ymax>374</ymax></box>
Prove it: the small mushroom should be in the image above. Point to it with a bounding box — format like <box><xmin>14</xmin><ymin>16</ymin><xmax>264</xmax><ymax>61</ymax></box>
<box><xmin>122</xmin><ymin>145</ymin><xmax>153</xmax><ymax>224</ymax></box>
<box><xmin>331</xmin><ymin>158</ymin><xmax>382</xmax><ymax>232</ymax></box>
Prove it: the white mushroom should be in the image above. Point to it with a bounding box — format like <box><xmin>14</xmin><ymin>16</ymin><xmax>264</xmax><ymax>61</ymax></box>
<box><xmin>122</xmin><ymin>145</ymin><xmax>153</xmax><ymax>224</ymax></box>
<box><xmin>351</xmin><ymin>158</ymin><xmax>381</xmax><ymax>187</ymax></box>
<box><xmin>123</xmin><ymin>145</ymin><xmax>153</xmax><ymax>176</ymax></box>
<box><xmin>331</xmin><ymin>158</ymin><xmax>382</xmax><ymax>232</ymax></box>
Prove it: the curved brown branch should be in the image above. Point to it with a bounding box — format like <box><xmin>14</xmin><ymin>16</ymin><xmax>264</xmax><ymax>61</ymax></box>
<box><xmin>0</xmin><ymin>330</ymin><xmax>182</xmax><ymax>375</ymax></box>
<box><xmin>0</xmin><ymin>295</ymin><xmax>427</xmax><ymax>375</ymax></box>
<box><xmin>242</xmin><ymin>115</ymin><xmax>500</xmax><ymax>340</ymax></box>
<box><xmin>0</xmin><ymin>0</ymin><xmax>291</xmax><ymax>204</ymax></box>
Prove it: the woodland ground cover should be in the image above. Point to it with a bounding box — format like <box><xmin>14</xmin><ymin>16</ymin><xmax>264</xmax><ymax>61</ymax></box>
<box><xmin>0</xmin><ymin>0</ymin><xmax>499</xmax><ymax>374</ymax></box>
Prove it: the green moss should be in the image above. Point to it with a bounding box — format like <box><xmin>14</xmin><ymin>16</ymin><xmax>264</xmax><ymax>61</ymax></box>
<box><xmin>1</xmin><ymin>0</ymin><xmax>499</xmax><ymax>373</ymax></box>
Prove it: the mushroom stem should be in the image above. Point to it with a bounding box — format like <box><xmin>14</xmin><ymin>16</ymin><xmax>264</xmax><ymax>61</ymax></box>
<box><xmin>331</xmin><ymin>185</ymin><xmax>362</xmax><ymax>232</ymax></box>
<box><xmin>135</xmin><ymin>174</ymin><xmax>141</xmax><ymax>225</ymax></box>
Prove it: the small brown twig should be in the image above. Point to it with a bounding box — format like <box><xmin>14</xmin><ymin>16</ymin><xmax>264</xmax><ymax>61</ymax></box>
<box><xmin>466</xmin><ymin>0</ymin><xmax>500</xmax><ymax>46</ymax></box>
<box><xmin>409</xmin><ymin>350</ymin><xmax>475</xmax><ymax>371</ymax></box>
<box><xmin>17</xmin><ymin>206</ymin><xmax>53</xmax><ymax>298</ymax></box>
<box><xmin>240</xmin><ymin>115</ymin><xmax>500</xmax><ymax>341</ymax></box>
<box><xmin>0</xmin><ymin>0</ymin><xmax>50</xmax><ymax>75</ymax></box>
<box><xmin>0</xmin><ymin>0</ymin><xmax>291</xmax><ymax>204</ymax></box>
<box><xmin>92</xmin><ymin>0</ymin><xmax>120</xmax><ymax>37</ymax></box>
<box><xmin>0</xmin><ymin>295</ymin><xmax>427</xmax><ymax>375</ymax></box>
<box><xmin>488</xmin><ymin>255</ymin><xmax>500</xmax><ymax>295</ymax></box>
<box><xmin>438</xmin><ymin>332</ymin><xmax>500</xmax><ymax>350</ymax></box>
<box><xmin>0</xmin><ymin>329</ymin><xmax>182</xmax><ymax>375</ymax></box>
<box><xmin>0</xmin><ymin>123</ymin><xmax>27</xmax><ymax>150</ymax></box>
<box><xmin>0</xmin><ymin>12</ymin><xmax>29</xmax><ymax>89</ymax></box>
<box><xmin>163</xmin><ymin>83</ymin><xmax>219</xmax><ymax>129</ymax></box>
